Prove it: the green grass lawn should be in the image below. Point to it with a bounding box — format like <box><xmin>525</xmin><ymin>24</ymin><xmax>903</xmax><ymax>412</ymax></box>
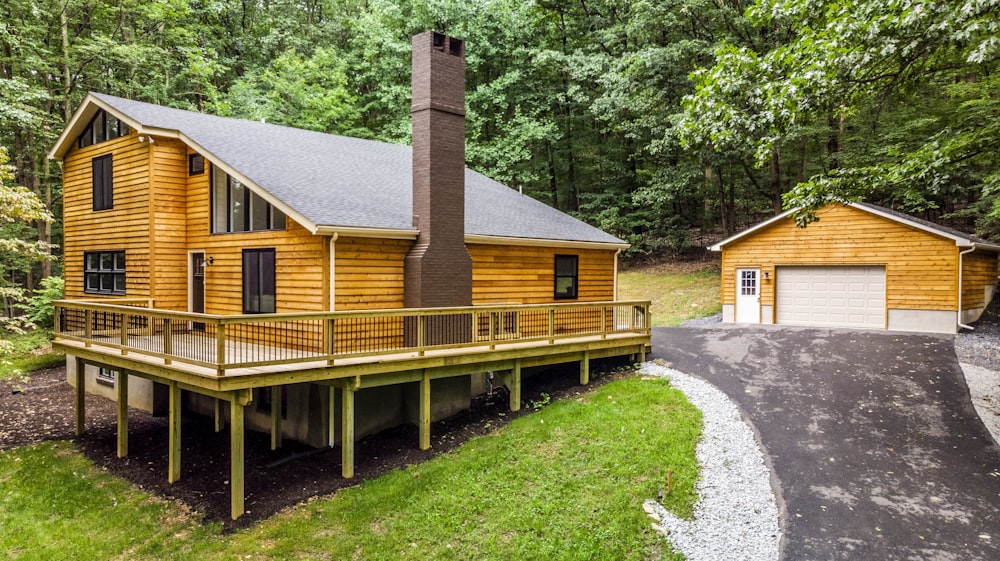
<box><xmin>0</xmin><ymin>329</ymin><xmax>65</xmax><ymax>382</ymax></box>
<box><xmin>1</xmin><ymin>375</ymin><xmax>701</xmax><ymax>561</ymax></box>
<box><xmin>618</xmin><ymin>263</ymin><xmax>722</xmax><ymax>326</ymax></box>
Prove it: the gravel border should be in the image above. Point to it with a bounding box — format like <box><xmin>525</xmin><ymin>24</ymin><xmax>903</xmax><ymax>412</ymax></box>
<box><xmin>639</xmin><ymin>361</ymin><xmax>781</xmax><ymax>561</ymax></box>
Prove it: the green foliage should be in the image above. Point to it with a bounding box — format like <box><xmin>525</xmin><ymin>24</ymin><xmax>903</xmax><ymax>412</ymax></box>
<box><xmin>25</xmin><ymin>276</ymin><xmax>63</xmax><ymax>329</ymax></box>
<box><xmin>1</xmin><ymin>377</ymin><xmax>699</xmax><ymax>560</ymax></box>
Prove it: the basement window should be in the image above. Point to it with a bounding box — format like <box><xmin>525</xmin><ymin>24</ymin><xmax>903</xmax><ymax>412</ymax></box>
<box><xmin>554</xmin><ymin>255</ymin><xmax>579</xmax><ymax>300</ymax></box>
<box><xmin>211</xmin><ymin>166</ymin><xmax>285</xmax><ymax>233</ymax></box>
<box><xmin>84</xmin><ymin>251</ymin><xmax>126</xmax><ymax>295</ymax></box>
<box><xmin>97</xmin><ymin>367</ymin><xmax>117</xmax><ymax>387</ymax></box>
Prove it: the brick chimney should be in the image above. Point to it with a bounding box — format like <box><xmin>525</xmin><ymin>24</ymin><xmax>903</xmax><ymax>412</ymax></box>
<box><xmin>404</xmin><ymin>31</ymin><xmax>473</xmax><ymax>309</ymax></box>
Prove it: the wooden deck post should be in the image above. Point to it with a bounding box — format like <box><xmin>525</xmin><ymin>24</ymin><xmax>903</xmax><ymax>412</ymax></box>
<box><xmin>342</xmin><ymin>385</ymin><xmax>355</xmax><ymax>479</ymax></box>
<box><xmin>327</xmin><ymin>386</ymin><xmax>336</xmax><ymax>447</ymax></box>
<box><xmin>74</xmin><ymin>357</ymin><xmax>86</xmax><ymax>436</ymax></box>
<box><xmin>419</xmin><ymin>370</ymin><xmax>431</xmax><ymax>450</ymax></box>
<box><xmin>214</xmin><ymin>398</ymin><xmax>224</xmax><ymax>433</ymax></box>
<box><xmin>580</xmin><ymin>350</ymin><xmax>590</xmax><ymax>385</ymax></box>
<box><xmin>230</xmin><ymin>392</ymin><xmax>245</xmax><ymax>520</ymax></box>
<box><xmin>503</xmin><ymin>359</ymin><xmax>522</xmax><ymax>412</ymax></box>
<box><xmin>270</xmin><ymin>387</ymin><xmax>282</xmax><ymax>450</ymax></box>
<box><xmin>168</xmin><ymin>381</ymin><xmax>181</xmax><ymax>483</ymax></box>
<box><xmin>117</xmin><ymin>371</ymin><xmax>129</xmax><ymax>458</ymax></box>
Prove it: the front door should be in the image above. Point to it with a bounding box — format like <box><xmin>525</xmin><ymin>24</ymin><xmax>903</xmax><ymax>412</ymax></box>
<box><xmin>735</xmin><ymin>268</ymin><xmax>761</xmax><ymax>324</ymax></box>
<box><xmin>190</xmin><ymin>252</ymin><xmax>206</xmax><ymax>331</ymax></box>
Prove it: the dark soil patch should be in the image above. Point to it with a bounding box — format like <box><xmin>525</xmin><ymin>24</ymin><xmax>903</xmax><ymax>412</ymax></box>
<box><xmin>1</xmin><ymin>359</ymin><xmax>632</xmax><ymax>530</ymax></box>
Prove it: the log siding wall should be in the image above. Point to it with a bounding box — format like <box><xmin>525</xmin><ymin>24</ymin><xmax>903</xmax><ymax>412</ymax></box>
<box><xmin>721</xmin><ymin>204</ymin><xmax>968</xmax><ymax>314</ymax></box>
<box><xmin>468</xmin><ymin>244</ymin><xmax>616</xmax><ymax>304</ymax></box>
<box><xmin>63</xmin><ymin>133</ymin><xmax>619</xmax><ymax>317</ymax></box>
<box><xmin>64</xmin><ymin>132</ymin><xmax>152</xmax><ymax>300</ymax></box>
<box><xmin>961</xmin><ymin>250</ymin><xmax>998</xmax><ymax>310</ymax></box>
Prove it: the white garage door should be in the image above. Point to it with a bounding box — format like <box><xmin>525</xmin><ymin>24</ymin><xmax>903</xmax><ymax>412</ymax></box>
<box><xmin>776</xmin><ymin>266</ymin><xmax>886</xmax><ymax>329</ymax></box>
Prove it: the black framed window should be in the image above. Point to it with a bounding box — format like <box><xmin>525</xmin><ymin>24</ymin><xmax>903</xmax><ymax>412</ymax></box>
<box><xmin>84</xmin><ymin>251</ymin><xmax>126</xmax><ymax>295</ymax></box>
<box><xmin>554</xmin><ymin>254</ymin><xmax>579</xmax><ymax>300</ymax></box>
<box><xmin>77</xmin><ymin>109</ymin><xmax>130</xmax><ymax>148</ymax></box>
<box><xmin>189</xmin><ymin>154</ymin><xmax>205</xmax><ymax>175</ymax></box>
<box><xmin>243</xmin><ymin>248</ymin><xmax>276</xmax><ymax>314</ymax></box>
<box><xmin>211</xmin><ymin>166</ymin><xmax>285</xmax><ymax>233</ymax></box>
<box><xmin>92</xmin><ymin>154</ymin><xmax>113</xmax><ymax>211</ymax></box>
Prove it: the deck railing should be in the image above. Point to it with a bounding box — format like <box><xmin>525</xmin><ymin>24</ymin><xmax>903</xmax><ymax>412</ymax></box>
<box><xmin>54</xmin><ymin>300</ymin><xmax>650</xmax><ymax>375</ymax></box>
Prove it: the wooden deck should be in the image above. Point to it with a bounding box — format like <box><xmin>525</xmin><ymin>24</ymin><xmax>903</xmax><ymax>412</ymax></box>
<box><xmin>53</xmin><ymin>300</ymin><xmax>651</xmax><ymax>520</ymax></box>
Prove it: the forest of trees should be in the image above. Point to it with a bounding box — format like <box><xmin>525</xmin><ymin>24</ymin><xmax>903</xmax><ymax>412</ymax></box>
<box><xmin>2</xmin><ymin>0</ymin><xmax>998</xmax><ymax>322</ymax></box>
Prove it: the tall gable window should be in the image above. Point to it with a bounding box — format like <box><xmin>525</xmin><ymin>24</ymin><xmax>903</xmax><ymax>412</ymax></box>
<box><xmin>211</xmin><ymin>166</ymin><xmax>286</xmax><ymax>233</ymax></box>
<box><xmin>554</xmin><ymin>254</ymin><xmax>579</xmax><ymax>300</ymax></box>
<box><xmin>92</xmin><ymin>154</ymin><xmax>113</xmax><ymax>211</ymax></box>
<box><xmin>243</xmin><ymin>249</ymin><xmax>276</xmax><ymax>314</ymax></box>
<box><xmin>84</xmin><ymin>251</ymin><xmax>126</xmax><ymax>295</ymax></box>
<box><xmin>77</xmin><ymin>109</ymin><xmax>130</xmax><ymax>148</ymax></box>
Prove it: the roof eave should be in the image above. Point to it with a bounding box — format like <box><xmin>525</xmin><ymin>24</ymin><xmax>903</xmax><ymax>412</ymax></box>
<box><xmin>465</xmin><ymin>233</ymin><xmax>629</xmax><ymax>250</ymax></box>
<box><xmin>315</xmin><ymin>225</ymin><xmax>419</xmax><ymax>239</ymax></box>
<box><xmin>848</xmin><ymin>203</ymin><xmax>1000</xmax><ymax>250</ymax></box>
<box><xmin>708</xmin><ymin>208</ymin><xmax>797</xmax><ymax>251</ymax></box>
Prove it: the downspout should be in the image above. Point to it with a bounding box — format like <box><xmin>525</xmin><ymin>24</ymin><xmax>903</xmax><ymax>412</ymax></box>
<box><xmin>613</xmin><ymin>248</ymin><xmax>622</xmax><ymax>301</ymax></box>
<box><xmin>958</xmin><ymin>244</ymin><xmax>976</xmax><ymax>331</ymax></box>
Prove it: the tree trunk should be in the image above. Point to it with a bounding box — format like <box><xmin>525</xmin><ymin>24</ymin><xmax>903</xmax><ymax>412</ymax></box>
<box><xmin>546</xmin><ymin>140</ymin><xmax>560</xmax><ymax>209</ymax></box>
<box><xmin>770</xmin><ymin>148</ymin><xmax>783</xmax><ymax>214</ymax></box>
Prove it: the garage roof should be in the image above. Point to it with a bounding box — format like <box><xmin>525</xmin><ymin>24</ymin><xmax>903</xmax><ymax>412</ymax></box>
<box><xmin>709</xmin><ymin>202</ymin><xmax>1000</xmax><ymax>252</ymax></box>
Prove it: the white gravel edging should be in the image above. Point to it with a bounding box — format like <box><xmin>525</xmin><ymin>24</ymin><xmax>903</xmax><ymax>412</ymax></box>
<box><xmin>639</xmin><ymin>362</ymin><xmax>781</xmax><ymax>561</ymax></box>
<box><xmin>958</xmin><ymin>363</ymin><xmax>1000</xmax><ymax>445</ymax></box>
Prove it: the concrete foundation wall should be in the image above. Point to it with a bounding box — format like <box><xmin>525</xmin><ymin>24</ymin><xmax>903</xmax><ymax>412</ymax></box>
<box><xmin>722</xmin><ymin>304</ymin><xmax>735</xmax><ymax>323</ymax></box>
<box><xmin>887</xmin><ymin>309</ymin><xmax>957</xmax><ymax>334</ymax></box>
<box><xmin>66</xmin><ymin>356</ymin><xmax>167</xmax><ymax>414</ymax></box>
<box><xmin>761</xmin><ymin>305</ymin><xmax>774</xmax><ymax>324</ymax></box>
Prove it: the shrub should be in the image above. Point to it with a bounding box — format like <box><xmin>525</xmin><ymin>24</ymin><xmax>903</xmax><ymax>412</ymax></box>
<box><xmin>25</xmin><ymin>276</ymin><xmax>64</xmax><ymax>330</ymax></box>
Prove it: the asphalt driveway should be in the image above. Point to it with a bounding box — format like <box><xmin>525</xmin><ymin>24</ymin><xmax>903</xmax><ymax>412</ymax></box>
<box><xmin>653</xmin><ymin>326</ymin><xmax>1000</xmax><ymax>561</ymax></box>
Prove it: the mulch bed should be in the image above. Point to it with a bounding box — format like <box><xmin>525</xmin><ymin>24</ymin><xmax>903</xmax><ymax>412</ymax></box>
<box><xmin>1</xmin><ymin>359</ymin><xmax>630</xmax><ymax>530</ymax></box>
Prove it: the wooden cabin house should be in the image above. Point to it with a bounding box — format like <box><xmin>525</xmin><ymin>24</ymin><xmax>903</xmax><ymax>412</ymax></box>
<box><xmin>710</xmin><ymin>202</ymin><xmax>1000</xmax><ymax>333</ymax></box>
<box><xmin>47</xmin><ymin>33</ymin><xmax>648</xmax><ymax>518</ymax></box>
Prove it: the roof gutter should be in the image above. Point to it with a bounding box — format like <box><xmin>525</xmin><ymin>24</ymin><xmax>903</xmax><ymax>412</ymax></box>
<box><xmin>464</xmin><ymin>233</ymin><xmax>629</xmax><ymax>251</ymax></box>
<box><xmin>958</xmin><ymin>244</ymin><xmax>977</xmax><ymax>331</ymax></box>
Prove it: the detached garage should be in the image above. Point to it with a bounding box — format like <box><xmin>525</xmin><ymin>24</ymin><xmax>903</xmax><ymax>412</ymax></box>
<box><xmin>710</xmin><ymin>202</ymin><xmax>1000</xmax><ymax>333</ymax></box>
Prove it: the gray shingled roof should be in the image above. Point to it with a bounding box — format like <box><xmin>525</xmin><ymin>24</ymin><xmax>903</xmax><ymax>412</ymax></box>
<box><xmin>854</xmin><ymin>202</ymin><xmax>998</xmax><ymax>247</ymax></box>
<box><xmin>91</xmin><ymin>93</ymin><xmax>624</xmax><ymax>246</ymax></box>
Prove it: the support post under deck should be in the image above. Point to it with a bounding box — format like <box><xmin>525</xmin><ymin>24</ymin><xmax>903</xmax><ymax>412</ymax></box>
<box><xmin>117</xmin><ymin>372</ymin><xmax>128</xmax><ymax>458</ymax></box>
<box><xmin>342</xmin><ymin>385</ymin><xmax>355</xmax><ymax>479</ymax></box>
<box><xmin>580</xmin><ymin>350</ymin><xmax>590</xmax><ymax>385</ymax></box>
<box><xmin>506</xmin><ymin>360</ymin><xmax>522</xmax><ymax>412</ymax></box>
<box><xmin>328</xmin><ymin>386</ymin><xmax>337</xmax><ymax>447</ymax></box>
<box><xmin>230</xmin><ymin>393</ymin><xmax>245</xmax><ymax>520</ymax></box>
<box><xmin>419</xmin><ymin>370</ymin><xmax>431</xmax><ymax>450</ymax></box>
<box><xmin>270</xmin><ymin>386</ymin><xmax>282</xmax><ymax>450</ymax></box>
<box><xmin>168</xmin><ymin>381</ymin><xmax>181</xmax><ymax>483</ymax></box>
<box><xmin>74</xmin><ymin>357</ymin><xmax>86</xmax><ymax>436</ymax></box>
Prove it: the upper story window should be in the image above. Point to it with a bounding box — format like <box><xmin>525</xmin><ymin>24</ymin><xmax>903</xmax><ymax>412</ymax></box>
<box><xmin>84</xmin><ymin>250</ymin><xmax>126</xmax><ymax>295</ymax></box>
<box><xmin>92</xmin><ymin>154</ymin><xmax>113</xmax><ymax>211</ymax></box>
<box><xmin>77</xmin><ymin>109</ymin><xmax>130</xmax><ymax>149</ymax></box>
<box><xmin>554</xmin><ymin>254</ymin><xmax>579</xmax><ymax>300</ymax></box>
<box><xmin>189</xmin><ymin>154</ymin><xmax>205</xmax><ymax>175</ymax></box>
<box><xmin>211</xmin><ymin>166</ymin><xmax>286</xmax><ymax>234</ymax></box>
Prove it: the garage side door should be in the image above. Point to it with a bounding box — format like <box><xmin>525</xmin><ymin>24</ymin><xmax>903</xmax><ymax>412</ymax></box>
<box><xmin>776</xmin><ymin>266</ymin><xmax>886</xmax><ymax>329</ymax></box>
